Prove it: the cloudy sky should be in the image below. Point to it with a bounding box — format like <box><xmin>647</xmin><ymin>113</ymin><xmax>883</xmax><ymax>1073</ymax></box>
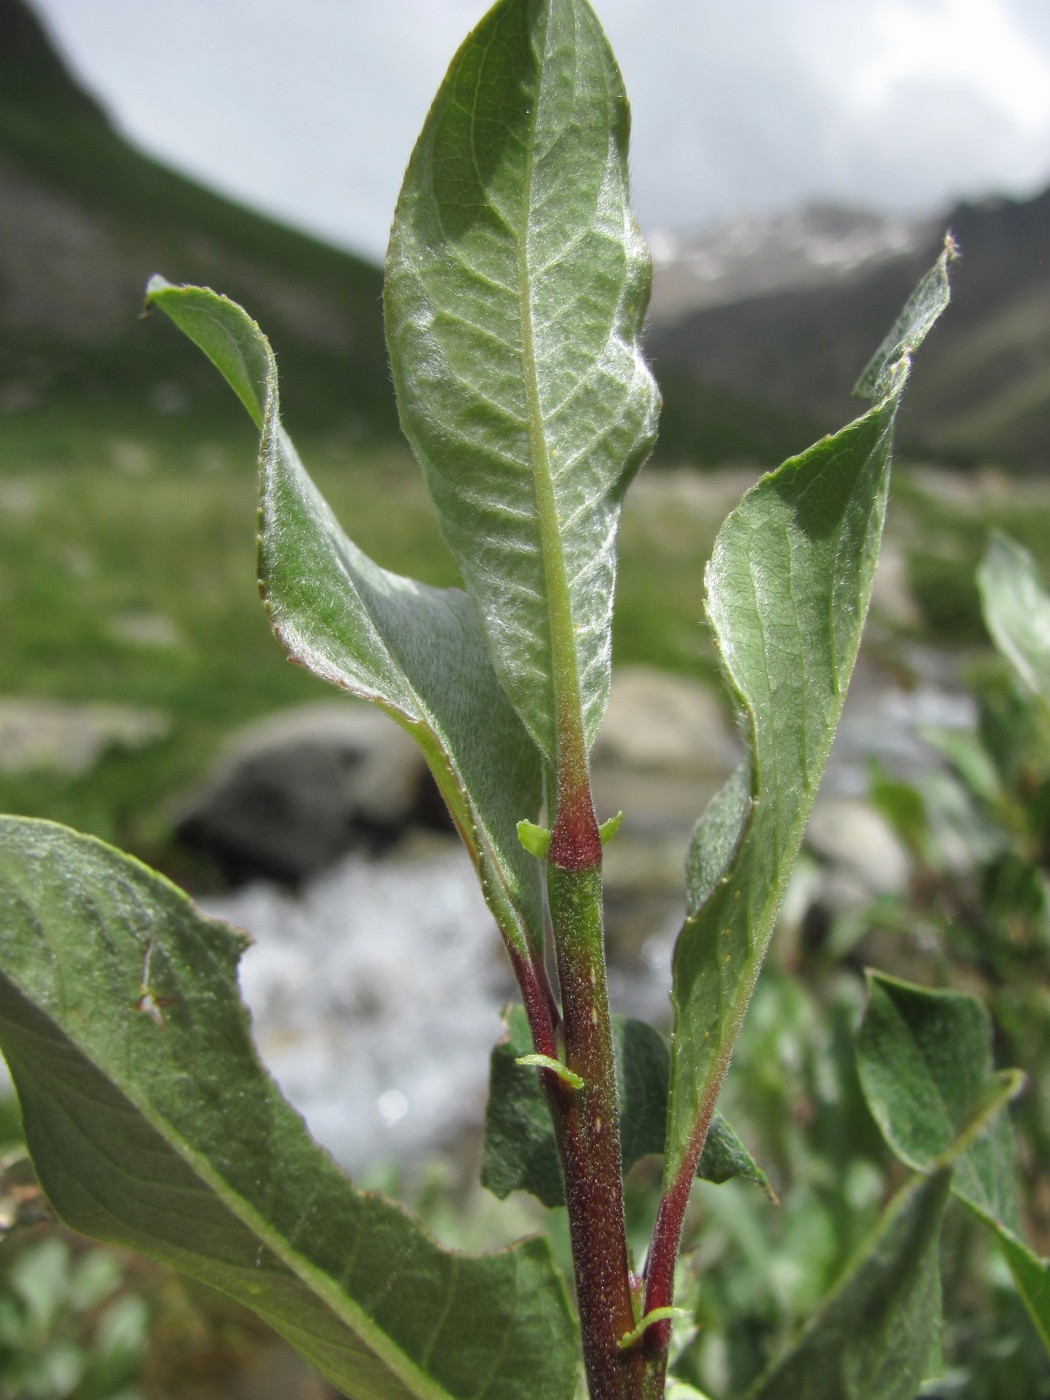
<box><xmin>31</xmin><ymin>0</ymin><xmax>1050</xmax><ymax>263</ymax></box>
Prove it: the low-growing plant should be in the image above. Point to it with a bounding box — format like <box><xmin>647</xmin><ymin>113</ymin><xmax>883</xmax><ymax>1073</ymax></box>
<box><xmin>864</xmin><ymin>533</ymin><xmax>1050</xmax><ymax>1203</ymax></box>
<box><xmin>0</xmin><ymin>1234</ymin><xmax>148</xmax><ymax>1400</ymax></box>
<box><xmin>1</xmin><ymin>2</ymin><xmax>1047</xmax><ymax>1397</ymax></box>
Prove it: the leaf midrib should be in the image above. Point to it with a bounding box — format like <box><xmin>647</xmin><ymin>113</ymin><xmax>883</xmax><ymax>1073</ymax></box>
<box><xmin>515</xmin><ymin>9</ymin><xmax>587</xmax><ymax>784</ymax></box>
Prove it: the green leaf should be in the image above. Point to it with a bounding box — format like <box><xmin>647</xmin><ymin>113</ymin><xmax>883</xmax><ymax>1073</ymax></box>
<box><xmin>0</xmin><ymin>818</ymin><xmax>577</xmax><ymax>1400</ymax></box>
<box><xmin>997</xmin><ymin>1232</ymin><xmax>1050</xmax><ymax>1354</ymax></box>
<box><xmin>856</xmin><ymin>972</ymin><xmax>1050</xmax><ymax>1354</ymax></box>
<box><xmin>696</xmin><ymin>1115</ymin><xmax>775</xmax><ymax>1195</ymax></box>
<box><xmin>664</xmin><ymin>244</ymin><xmax>953</xmax><ymax>1187</ymax></box>
<box><xmin>145</xmin><ymin>279</ymin><xmax>544</xmax><ymax>962</ymax></box>
<box><xmin>684</xmin><ymin>763</ymin><xmax>753</xmax><ymax>918</ymax></box>
<box><xmin>856</xmin><ymin>974</ymin><xmax>1022</xmax><ymax>1226</ymax></box>
<box><xmin>385</xmin><ymin>0</ymin><xmax>659</xmax><ymax>763</ymax></box>
<box><xmin>743</xmin><ymin>1170</ymin><xmax>951</xmax><ymax>1400</ymax></box>
<box><xmin>978</xmin><ymin>532</ymin><xmax>1050</xmax><ymax>711</ymax></box>
<box><xmin>481</xmin><ymin>1007</ymin><xmax>768</xmax><ymax>1207</ymax></box>
<box><xmin>482</xmin><ymin>1006</ymin><xmax>565</xmax><ymax>1208</ymax></box>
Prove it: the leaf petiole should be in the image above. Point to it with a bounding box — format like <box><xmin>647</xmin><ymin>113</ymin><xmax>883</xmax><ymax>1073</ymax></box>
<box><xmin>617</xmin><ymin>1308</ymin><xmax>691</xmax><ymax>1351</ymax></box>
<box><xmin>515</xmin><ymin>1054</ymin><xmax>584</xmax><ymax>1090</ymax></box>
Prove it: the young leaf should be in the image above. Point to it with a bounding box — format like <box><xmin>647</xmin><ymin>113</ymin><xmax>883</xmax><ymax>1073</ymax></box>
<box><xmin>481</xmin><ymin>1007</ymin><xmax>768</xmax><ymax>1207</ymax></box>
<box><xmin>743</xmin><ymin>1170</ymin><xmax>951</xmax><ymax>1400</ymax></box>
<box><xmin>0</xmin><ymin>818</ymin><xmax>577</xmax><ymax>1400</ymax></box>
<box><xmin>857</xmin><ymin>972</ymin><xmax>1050</xmax><ymax>1353</ymax></box>
<box><xmin>145</xmin><ymin>280</ymin><xmax>544</xmax><ymax>964</ymax></box>
<box><xmin>978</xmin><ymin>532</ymin><xmax>1050</xmax><ymax>712</ymax></box>
<box><xmin>663</xmin><ymin>243</ymin><xmax>954</xmax><ymax>1193</ymax></box>
<box><xmin>385</xmin><ymin>0</ymin><xmax>659</xmax><ymax>764</ymax></box>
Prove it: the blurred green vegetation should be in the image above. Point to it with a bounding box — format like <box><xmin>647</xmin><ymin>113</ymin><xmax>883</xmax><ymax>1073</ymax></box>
<box><xmin>0</xmin><ymin>409</ymin><xmax>724</xmax><ymax>872</ymax></box>
<box><xmin>4</xmin><ymin>403</ymin><xmax>1050</xmax><ymax>877</ymax></box>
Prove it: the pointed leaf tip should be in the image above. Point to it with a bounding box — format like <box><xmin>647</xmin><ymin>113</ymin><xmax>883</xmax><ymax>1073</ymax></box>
<box><xmin>854</xmin><ymin>232</ymin><xmax>956</xmax><ymax>401</ymax></box>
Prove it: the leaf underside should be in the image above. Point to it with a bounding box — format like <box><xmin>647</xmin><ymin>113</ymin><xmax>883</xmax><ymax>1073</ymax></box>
<box><xmin>664</xmin><ymin>244</ymin><xmax>954</xmax><ymax>1183</ymax></box>
<box><xmin>857</xmin><ymin>972</ymin><xmax>1050</xmax><ymax>1353</ymax></box>
<box><xmin>744</xmin><ymin>1170</ymin><xmax>951</xmax><ymax>1400</ymax></box>
<box><xmin>145</xmin><ymin>278</ymin><xmax>545</xmax><ymax>963</ymax></box>
<box><xmin>385</xmin><ymin>0</ymin><xmax>659</xmax><ymax>761</ymax></box>
<box><xmin>0</xmin><ymin>818</ymin><xmax>577</xmax><ymax>1400</ymax></box>
<box><xmin>978</xmin><ymin>532</ymin><xmax>1050</xmax><ymax>711</ymax></box>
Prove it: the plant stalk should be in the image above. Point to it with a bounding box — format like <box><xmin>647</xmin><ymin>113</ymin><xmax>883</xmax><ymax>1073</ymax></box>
<box><xmin>640</xmin><ymin>1036</ymin><xmax>730</xmax><ymax>1376</ymax></box>
<box><xmin>545</xmin><ymin>791</ymin><xmax>666</xmax><ymax>1400</ymax></box>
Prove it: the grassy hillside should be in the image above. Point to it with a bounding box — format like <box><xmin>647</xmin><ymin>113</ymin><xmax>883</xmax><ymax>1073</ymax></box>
<box><xmin>0</xmin><ymin>0</ymin><xmax>395</xmax><ymax>441</ymax></box>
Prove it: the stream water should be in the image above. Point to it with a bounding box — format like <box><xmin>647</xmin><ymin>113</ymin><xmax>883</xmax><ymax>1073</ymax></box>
<box><xmin>204</xmin><ymin>648</ymin><xmax>974</xmax><ymax>1177</ymax></box>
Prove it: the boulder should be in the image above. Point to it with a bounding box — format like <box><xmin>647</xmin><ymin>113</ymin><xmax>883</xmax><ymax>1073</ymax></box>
<box><xmin>590</xmin><ymin>666</ymin><xmax>743</xmax><ymax>958</ymax></box>
<box><xmin>0</xmin><ymin>697</ymin><xmax>168</xmax><ymax>775</ymax></box>
<box><xmin>175</xmin><ymin>702</ymin><xmax>442</xmax><ymax>882</ymax></box>
<box><xmin>805</xmin><ymin>798</ymin><xmax>911</xmax><ymax>903</ymax></box>
<box><xmin>592</xmin><ymin>665</ymin><xmax>741</xmax><ymax>836</ymax></box>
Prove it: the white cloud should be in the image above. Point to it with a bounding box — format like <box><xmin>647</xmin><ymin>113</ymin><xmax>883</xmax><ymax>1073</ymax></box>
<box><xmin>859</xmin><ymin>0</ymin><xmax>1050</xmax><ymax>129</ymax></box>
<box><xmin>29</xmin><ymin>0</ymin><xmax>1050</xmax><ymax>258</ymax></box>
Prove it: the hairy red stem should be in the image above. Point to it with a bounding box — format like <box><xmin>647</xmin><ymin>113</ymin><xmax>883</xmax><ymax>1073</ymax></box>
<box><xmin>641</xmin><ymin>1083</ymin><xmax>720</xmax><ymax>1360</ymax></box>
<box><xmin>544</xmin><ymin>789</ymin><xmax>661</xmax><ymax>1399</ymax></box>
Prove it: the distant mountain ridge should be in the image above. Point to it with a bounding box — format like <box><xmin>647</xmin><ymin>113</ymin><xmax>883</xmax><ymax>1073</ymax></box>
<box><xmin>648</xmin><ymin>204</ymin><xmax>935</xmax><ymax>321</ymax></box>
<box><xmin>649</xmin><ymin>189</ymin><xmax>1050</xmax><ymax>468</ymax></box>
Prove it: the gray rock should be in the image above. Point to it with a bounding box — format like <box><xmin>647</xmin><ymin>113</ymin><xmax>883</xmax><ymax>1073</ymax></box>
<box><xmin>176</xmin><ymin>701</ymin><xmax>441</xmax><ymax>882</ymax></box>
<box><xmin>592</xmin><ymin>665</ymin><xmax>741</xmax><ymax>835</ymax></box>
<box><xmin>0</xmin><ymin>698</ymin><xmax>168</xmax><ymax>775</ymax></box>
<box><xmin>591</xmin><ymin>666</ymin><xmax>742</xmax><ymax>956</ymax></box>
<box><xmin>805</xmin><ymin>799</ymin><xmax>910</xmax><ymax>901</ymax></box>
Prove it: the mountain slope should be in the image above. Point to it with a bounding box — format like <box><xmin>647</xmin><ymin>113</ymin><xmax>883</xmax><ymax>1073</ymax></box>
<box><xmin>649</xmin><ymin>189</ymin><xmax>1050</xmax><ymax>469</ymax></box>
<box><xmin>0</xmin><ymin>0</ymin><xmax>394</xmax><ymax>439</ymax></box>
<box><xmin>5</xmin><ymin>0</ymin><xmax>1044</xmax><ymax>471</ymax></box>
<box><xmin>0</xmin><ymin>0</ymin><xmax>847</xmax><ymax>471</ymax></box>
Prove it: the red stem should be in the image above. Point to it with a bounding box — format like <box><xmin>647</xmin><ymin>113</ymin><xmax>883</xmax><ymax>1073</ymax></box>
<box><xmin>507</xmin><ymin>942</ymin><xmax>560</xmax><ymax>1059</ymax></box>
<box><xmin>641</xmin><ymin>1083</ymin><xmax>720</xmax><ymax>1357</ymax></box>
<box><xmin>544</xmin><ymin>791</ymin><xmax>657</xmax><ymax>1400</ymax></box>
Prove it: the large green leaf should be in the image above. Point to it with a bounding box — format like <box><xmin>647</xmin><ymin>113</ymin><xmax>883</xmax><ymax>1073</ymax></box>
<box><xmin>481</xmin><ymin>1007</ymin><xmax>768</xmax><ymax>1208</ymax></box>
<box><xmin>0</xmin><ymin>818</ymin><xmax>577</xmax><ymax>1400</ymax></box>
<box><xmin>663</xmin><ymin>246</ymin><xmax>954</xmax><ymax>1185</ymax></box>
<box><xmin>978</xmin><ymin>532</ymin><xmax>1050</xmax><ymax>712</ymax></box>
<box><xmin>857</xmin><ymin>972</ymin><xmax>1050</xmax><ymax>1353</ymax></box>
<box><xmin>743</xmin><ymin>1170</ymin><xmax>951</xmax><ymax>1400</ymax></box>
<box><xmin>385</xmin><ymin>0</ymin><xmax>659</xmax><ymax>762</ymax></box>
<box><xmin>145</xmin><ymin>279</ymin><xmax>544</xmax><ymax>962</ymax></box>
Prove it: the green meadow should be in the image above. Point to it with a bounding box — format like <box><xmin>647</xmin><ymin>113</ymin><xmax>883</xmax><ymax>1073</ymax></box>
<box><xmin>4</xmin><ymin>397</ymin><xmax>1050</xmax><ymax>879</ymax></box>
